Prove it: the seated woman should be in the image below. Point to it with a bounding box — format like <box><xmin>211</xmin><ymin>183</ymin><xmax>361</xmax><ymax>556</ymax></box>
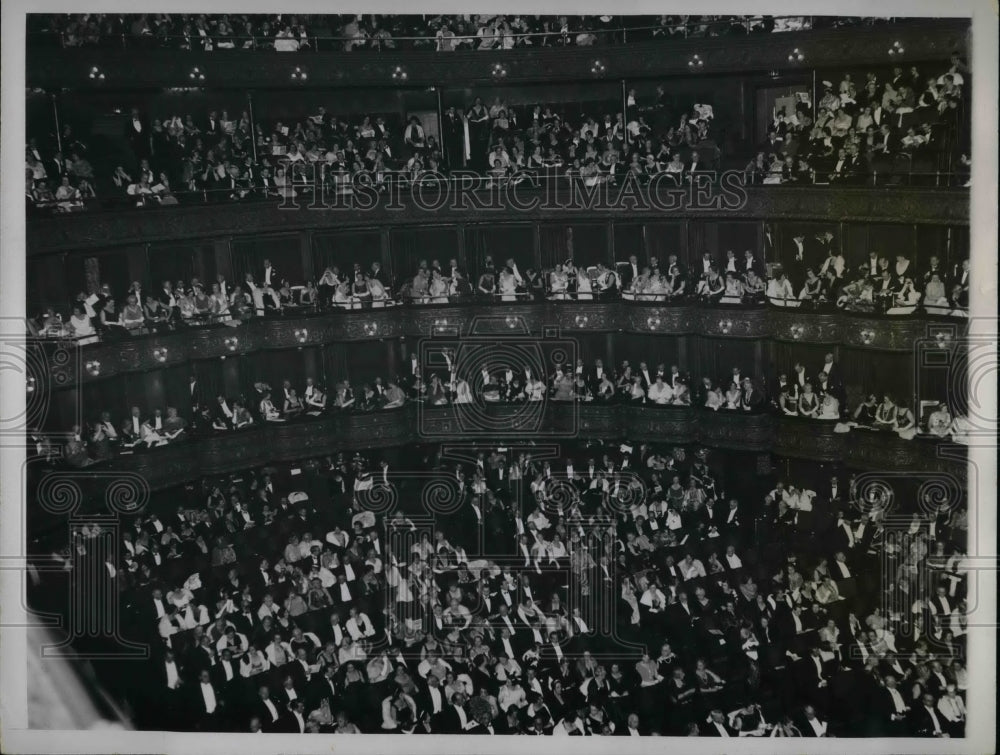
<box><xmin>766</xmin><ymin>272</ymin><xmax>798</xmax><ymax>307</ymax></box>
<box><xmin>595</xmin><ymin>373</ymin><xmax>615</xmax><ymax>401</ymax></box>
<box><xmin>922</xmin><ymin>272</ymin><xmax>950</xmax><ymax>314</ymax></box>
<box><xmin>778</xmin><ymin>388</ymin><xmax>799</xmax><ymax>416</ymax></box>
<box><xmin>121</xmin><ymin>295</ymin><xmax>146</xmax><ymax>332</ymax></box>
<box><xmin>171</xmin><ymin>288</ymin><xmax>194</xmax><ymax>322</ymax></box>
<box><xmin>352</xmin><ymin>273</ymin><xmax>372</xmax><ymax>308</ymax></box>
<box><xmin>626</xmin><ymin>375</ymin><xmax>645</xmax><ymax>403</ymax></box>
<box><xmin>887</xmin><ymin>277</ymin><xmax>922</xmax><ymax>315</ymax></box>
<box><xmin>720</xmin><ymin>272</ymin><xmax>745</xmax><ymax>304</ymax></box>
<box><xmin>894</xmin><ymin>403</ymin><xmax>917</xmax><ymax>440</ymax></box>
<box><xmin>704</xmin><ymin>382</ymin><xmax>724</xmax><ymax>411</ymax></box>
<box><xmin>144</xmin><ymin>296</ymin><xmax>172</xmax><ymax>332</ymax></box>
<box><xmin>548</xmin><ymin>264</ymin><xmax>569</xmax><ymax>301</ymax></box>
<box><xmin>453</xmin><ymin>378</ymin><xmax>474</xmax><ymax>404</ymax></box>
<box><xmin>551</xmin><ymin>369</ymin><xmax>575</xmax><ymax>402</ymax></box>
<box><xmin>428</xmin><ymin>271</ymin><xmax>450</xmax><ymax>304</ymax></box>
<box><xmin>383</xmin><ymin>381</ymin><xmax>406</xmax><ymax>409</ymax></box>
<box><xmin>284</xmin><ymin>388</ymin><xmax>304</xmax><ymax>418</ymax></box>
<box><xmin>744</xmin><ymin>270</ymin><xmax>766</xmax><ymax>301</ymax></box>
<box><xmin>333</xmin><ymin>383</ymin><xmax>355</xmax><ymax>410</ymax></box>
<box><xmin>260</xmin><ymin>392</ymin><xmax>286</xmax><ymax>422</ymax></box>
<box><xmin>575</xmin><ymin>269</ymin><xmax>594</xmax><ymax>301</ymax></box>
<box><xmin>696</xmin><ymin>269</ymin><xmax>725</xmax><ymax>302</ymax></box>
<box><xmin>298</xmin><ymin>280</ymin><xmax>319</xmax><ymax>308</ymax></box>
<box><xmin>798</xmin><ymin>268</ymin><xmax>824</xmax><ymax>301</ymax></box>
<box><xmin>724</xmin><ymin>380</ymin><xmax>742</xmax><ymax>410</ymax></box>
<box><xmin>797</xmin><ymin>382</ymin><xmax>820</xmax><ymax>418</ymax></box>
<box><xmin>67</xmin><ymin>304</ymin><xmax>98</xmax><ymax>345</ymax></box>
<box><xmin>926</xmin><ymin>402</ymin><xmax>953</xmax><ymax>438</ymax></box>
<box><xmin>162</xmin><ymin>407</ymin><xmax>188</xmax><ymax>440</ymax></box>
<box><xmin>333</xmin><ymin>281</ymin><xmax>356</xmax><ymax>310</ymax></box>
<box><xmin>358</xmin><ymin>384</ymin><xmax>379</xmax><ymax>411</ymax></box>
<box><xmin>665</xmin><ymin>262</ymin><xmax>686</xmax><ymax>299</ymax></box>
<box><xmin>573</xmin><ymin>374</ymin><xmax>593</xmax><ymax>401</ymax></box>
<box><xmin>526</xmin><ymin>375</ymin><xmax>547</xmax><ymax>402</ymax></box>
<box><xmin>427</xmin><ymin>374</ymin><xmax>449</xmax><ymax>406</ymax></box>
<box><xmin>498</xmin><ymin>267</ymin><xmax>519</xmax><ymax>302</ymax></box>
<box><xmin>818</xmin><ymin>391</ymin><xmax>840</xmax><ymax>419</ymax></box>
<box><xmin>873</xmin><ymin>393</ymin><xmax>897</xmax><ymax>430</ymax></box>
<box><xmin>140</xmin><ymin>418</ymin><xmax>168</xmax><ymax>447</ymax></box>
<box><xmin>368</xmin><ymin>276</ymin><xmax>390</xmax><ymax>308</ymax></box>
<box><xmin>672</xmin><ymin>379</ymin><xmax>691</xmax><ymax>405</ymax></box>
<box><xmin>852</xmin><ymin>393</ymin><xmax>879</xmax><ymax>426</ymax></box>
<box><xmin>64</xmin><ymin>426</ymin><xmax>95</xmax><ymax>468</ymax></box>
<box><xmin>305</xmin><ymin>385</ymin><xmax>327</xmax><ymax>415</ymax></box>
<box><xmin>191</xmin><ymin>285</ymin><xmax>212</xmax><ymax>319</ymax></box>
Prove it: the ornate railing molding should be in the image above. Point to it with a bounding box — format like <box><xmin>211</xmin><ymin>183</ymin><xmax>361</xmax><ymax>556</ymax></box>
<box><xmin>47</xmin><ymin>303</ymin><xmax>966</xmax><ymax>387</ymax></box>
<box><xmin>37</xmin><ymin>404</ymin><xmax>964</xmax><ymax>498</ymax></box>
<box><xmin>26</xmin><ymin>20</ymin><xmax>968</xmax><ymax>90</ymax></box>
<box><xmin>27</xmin><ymin>188</ymin><xmax>969</xmax><ymax>254</ymax></box>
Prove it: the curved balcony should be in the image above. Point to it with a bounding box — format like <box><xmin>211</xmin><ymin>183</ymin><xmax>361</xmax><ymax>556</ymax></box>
<box><xmin>48</xmin><ymin>299</ymin><xmax>967</xmax><ymax>387</ymax></box>
<box><xmin>27</xmin><ymin>19</ymin><xmax>967</xmax><ymax>90</ymax></box>
<box><xmin>27</xmin><ymin>187</ymin><xmax>969</xmax><ymax>253</ymax></box>
<box><xmin>35</xmin><ymin>404</ymin><xmax>964</xmax><ymax>500</ymax></box>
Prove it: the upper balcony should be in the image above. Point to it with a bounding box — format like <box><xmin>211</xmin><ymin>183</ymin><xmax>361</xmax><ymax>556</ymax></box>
<box><xmin>26</xmin><ymin>17</ymin><xmax>969</xmax><ymax>90</ymax></box>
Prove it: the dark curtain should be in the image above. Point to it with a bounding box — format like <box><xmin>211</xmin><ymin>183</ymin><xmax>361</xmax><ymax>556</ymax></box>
<box><xmin>714</xmin><ymin>222</ymin><xmax>759</xmax><ymax>258</ymax></box>
<box><xmin>645</xmin><ymin>222</ymin><xmax>684</xmax><ymax>269</ymax></box>
<box><xmin>465</xmin><ymin>225</ymin><xmax>536</xmax><ymax>279</ymax></box>
<box><xmin>191</xmin><ymin>359</ymin><xmax>225</xmax><ymax>404</ymax></box>
<box><xmin>613</xmin><ymin>224</ymin><xmax>644</xmax><ymax>265</ymax></box>
<box><xmin>239</xmin><ymin>350</ymin><xmax>309</xmax><ymax>400</ymax></box>
<box><xmin>230</xmin><ymin>235</ymin><xmax>302</xmax><ymax>287</ymax></box>
<box><xmin>74</xmin><ymin>376</ymin><xmax>125</xmax><ymax>427</ymax></box>
<box><xmin>915</xmin><ymin>226</ymin><xmax>948</xmax><ymax>273</ymax></box>
<box><xmin>692</xmin><ymin>337</ymin><xmax>758</xmax><ymax>386</ymax></box>
<box><xmin>570</xmin><ymin>224</ymin><xmax>609</xmax><ymax>269</ymax></box>
<box><xmin>766</xmin><ymin>342</ymin><xmax>833</xmax><ymax>382</ymax></box>
<box><xmin>28</xmin><ymin>255</ymin><xmax>76</xmax><ymax>315</ymax></box>
<box><xmin>840</xmin><ymin>348</ymin><xmax>913</xmax><ymax>409</ymax></box>
<box><xmin>312</xmin><ymin>230</ymin><xmax>383</xmax><ymax>280</ymax></box>
<box><xmin>868</xmin><ymin>224</ymin><xmax>915</xmax><ymax>263</ymax></box>
<box><xmin>569</xmin><ymin>333</ymin><xmax>610</xmax><ymax>366</ymax></box>
<box><xmin>614</xmin><ymin>335</ymin><xmax>682</xmax><ymax>370</ymax></box>
<box><xmin>388</xmin><ymin>227</ymin><xmax>460</xmax><ymax>283</ymax></box>
<box><xmin>147</xmin><ymin>243</ymin><xmax>206</xmax><ymax>289</ymax></box>
<box><xmin>323</xmin><ymin>343</ymin><xmax>351</xmax><ymax>389</ymax></box>
<box><xmin>539</xmin><ymin>224</ymin><xmax>571</xmax><ymax>270</ymax></box>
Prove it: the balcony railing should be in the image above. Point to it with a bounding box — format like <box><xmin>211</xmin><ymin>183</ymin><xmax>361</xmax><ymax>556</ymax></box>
<box><xmin>28</xmin><ymin>403</ymin><xmax>965</xmax><ymax>503</ymax></box>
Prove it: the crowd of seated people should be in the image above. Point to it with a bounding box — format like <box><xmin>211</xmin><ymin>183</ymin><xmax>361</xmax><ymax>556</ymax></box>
<box><xmin>621</xmin><ymin>249</ymin><xmax>767</xmax><ymax>304</ymax></box>
<box><xmin>52</xmin><ymin>371</ymin><xmax>408</xmax><ymax>468</ymax></box>
<box><xmin>29</xmin><ymin>14</ymin><xmax>889</xmax><ymax>51</ymax></box>
<box><xmin>745</xmin><ymin>56</ymin><xmax>970</xmax><ymax>187</ymax></box>
<box><xmin>27</xmin><ymin>81</ymin><xmax>726</xmax><ymax>212</ymax></box>
<box><xmin>761</xmin><ymin>232</ymin><xmax>968</xmax><ymax>317</ymax></box>
<box><xmin>47</xmin><ymin>438</ymin><xmax>968</xmax><ymax>736</ymax></box>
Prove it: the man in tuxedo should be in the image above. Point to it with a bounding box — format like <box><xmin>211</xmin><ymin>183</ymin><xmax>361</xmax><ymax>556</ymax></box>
<box><xmin>439</xmin><ymin>691</ymin><xmax>471</xmax><ymax>733</ymax></box>
<box><xmin>617</xmin><ymin>255</ymin><xmax>642</xmax><ymax>291</ymax></box>
<box><xmin>190</xmin><ymin>669</ymin><xmax>223</xmax><ymax>730</ymax></box>
<box><xmin>800</xmin><ymin>704</ymin><xmax>829</xmax><ymax>736</ymax></box>
<box><xmin>211</xmin><ymin>647</ymin><xmax>241</xmax><ymax>694</ymax></box>
<box><xmin>281</xmin><ymin>699</ymin><xmax>308</xmax><ymax>733</ymax></box>
<box><xmin>703</xmin><ymin>708</ymin><xmax>738</xmax><ymax>736</ymax></box>
<box><xmin>876</xmin><ymin>674</ymin><xmax>911</xmax><ymax>735</ymax></box>
<box><xmin>256</xmin><ymin>685</ymin><xmax>282</xmax><ymax>732</ymax></box>
<box><xmin>126</xmin><ymin>108</ymin><xmax>150</xmax><ymax>159</ymax></box>
<box><xmin>416</xmin><ymin>673</ymin><xmax>447</xmax><ymax>722</ymax></box>
<box><xmin>909</xmin><ymin>692</ymin><xmax>949</xmax><ymax>737</ymax></box>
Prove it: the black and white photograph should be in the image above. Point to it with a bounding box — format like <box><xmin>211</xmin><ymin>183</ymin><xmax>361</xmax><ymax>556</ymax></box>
<box><xmin>0</xmin><ymin>2</ymin><xmax>996</xmax><ymax>754</ymax></box>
